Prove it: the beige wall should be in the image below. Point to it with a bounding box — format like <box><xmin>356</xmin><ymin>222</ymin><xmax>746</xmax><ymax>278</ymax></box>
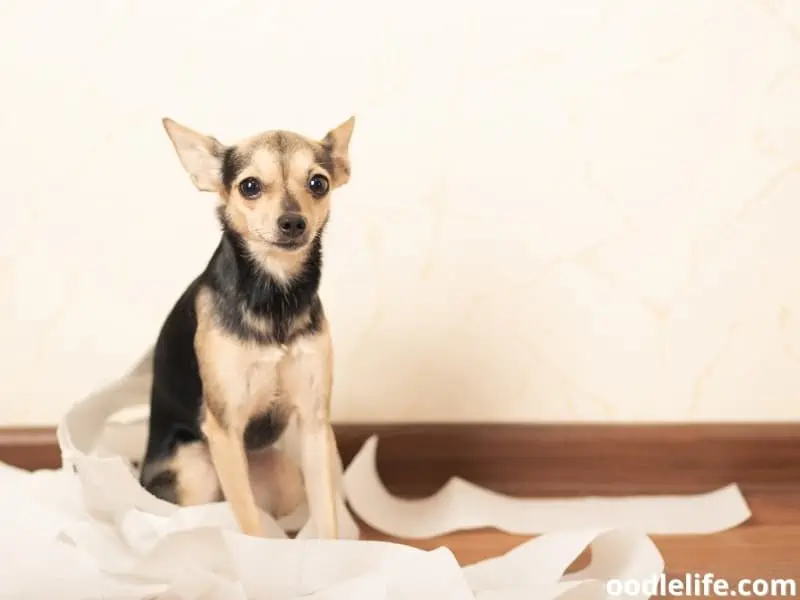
<box><xmin>1</xmin><ymin>1</ymin><xmax>799</xmax><ymax>424</ymax></box>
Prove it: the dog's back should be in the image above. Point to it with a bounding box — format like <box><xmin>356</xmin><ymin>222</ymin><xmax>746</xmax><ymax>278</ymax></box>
<box><xmin>140</xmin><ymin>275</ymin><xmax>205</xmax><ymax>503</ymax></box>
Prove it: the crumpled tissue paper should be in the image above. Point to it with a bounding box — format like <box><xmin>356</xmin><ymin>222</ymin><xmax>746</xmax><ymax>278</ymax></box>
<box><xmin>0</xmin><ymin>348</ymin><xmax>751</xmax><ymax>599</ymax></box>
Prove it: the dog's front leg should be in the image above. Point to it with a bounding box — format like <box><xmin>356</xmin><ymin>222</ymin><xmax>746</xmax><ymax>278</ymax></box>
<box><xmin>195</xmin><ymin>293</ymin><xmax>266</xmax><ymax>538</ymax></box>
<box><xmin>282</xmin><ymin>327</ymin><xmax>339</xmax><ymax>539</ymax></box>
<box><xmin>201</xmin><ymin>410</ymin><xmax>263</xmax><ymax>536</ymax></box>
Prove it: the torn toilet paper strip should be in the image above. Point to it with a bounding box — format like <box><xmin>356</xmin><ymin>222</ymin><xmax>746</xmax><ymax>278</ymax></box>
<box><xmin>0</xmin><ymin>346</ymin><xmax>749</xmax><ymax>597</ymax></box>
<box><xmin>343</xmin><ymin>435</ymin><xmax>752</xmax><ymax>538</ymax></box>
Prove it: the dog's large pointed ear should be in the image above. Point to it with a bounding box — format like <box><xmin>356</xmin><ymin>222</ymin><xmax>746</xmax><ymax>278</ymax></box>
<box><xmin>162</xmin><ymin>118</ymin><xmax>225</xmax><ymax>192</ymax></box>
<box><xmin>321</xmin><ymin>116</ymin><xmax>355</xmax><ymax>187</ymax></box>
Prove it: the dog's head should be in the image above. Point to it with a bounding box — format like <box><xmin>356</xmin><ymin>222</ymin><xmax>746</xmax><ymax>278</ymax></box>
<box><xmin>162</xmin><ymin>117</ymin><xmax>355</xmax><ymax>254</ymax></box>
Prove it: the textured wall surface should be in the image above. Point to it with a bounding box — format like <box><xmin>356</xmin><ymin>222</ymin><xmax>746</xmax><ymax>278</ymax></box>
<box><xmin>1</xmin><ymin>1</ymin><xmax>799</xmax><ymax>424</ymax></box>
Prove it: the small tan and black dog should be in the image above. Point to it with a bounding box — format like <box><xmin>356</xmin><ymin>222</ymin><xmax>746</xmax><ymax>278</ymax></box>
<box><xmin>139</xmin><ymin>115</ymin><xmax>355</xmax><ymax>539</ymax></box>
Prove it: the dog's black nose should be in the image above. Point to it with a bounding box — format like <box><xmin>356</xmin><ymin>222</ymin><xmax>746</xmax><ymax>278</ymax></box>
<box><xmin>277</xmin><ymin>213</ymin><xmax>307</xmax><ymax>239</ymax></box>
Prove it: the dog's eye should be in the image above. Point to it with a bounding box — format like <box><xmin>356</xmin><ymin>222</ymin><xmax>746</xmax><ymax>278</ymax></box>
<box><xmin>307</xmin><ymin>174</ymin><xmax>329</xmax><ymax>197</ymax></box>
<box><xmin>238</xmin><ymin>177</ymin><xmax>262</xmax><ymax>199</ymax></box>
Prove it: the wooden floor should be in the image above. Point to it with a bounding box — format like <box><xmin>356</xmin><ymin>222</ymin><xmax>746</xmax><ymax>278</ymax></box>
<box><xmin>359</xmin><ymin>486</ymin><xmax>800</xmax><ymax>598</ymax></box>
<box><xmin>332</xmin><ymin>424</ymin><xmax>800</xmax><ymax>595</ymax></box>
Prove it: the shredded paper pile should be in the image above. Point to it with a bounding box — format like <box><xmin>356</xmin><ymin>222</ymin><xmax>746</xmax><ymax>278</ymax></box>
<box><xmin>0</xmin><ymin>351</ymin><xmax>751</xmax><ymax>599</ymax></box>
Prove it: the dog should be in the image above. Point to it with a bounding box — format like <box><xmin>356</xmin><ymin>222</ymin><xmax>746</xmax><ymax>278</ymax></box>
<box><xmin>138</xmin><ymin>115</ymin><xmax>355</xmax><ymax>539</ymax></box>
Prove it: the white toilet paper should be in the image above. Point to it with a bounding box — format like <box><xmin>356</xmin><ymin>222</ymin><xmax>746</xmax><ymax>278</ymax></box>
<box><xmin>0</xmin><ymin>348</ymin><xmax>751</xmax><ymax>599</ymax></box>
<box><xmin>344</xmin><ymin>435</ymin><xmax>752</xmax><ymax>538</ymax></box>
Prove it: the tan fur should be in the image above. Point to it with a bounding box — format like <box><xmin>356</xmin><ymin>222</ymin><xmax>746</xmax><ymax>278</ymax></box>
<box><xmin>162</xmin><ymin>119</ymin><xmax>224</xmax><ymax>192</ymax></box>
<box><xmin>148</xmin><ymin>438</ymin><xmax>304</xmax><ymax>518</ymax></box>
<box><xmin>248</xmin><ymin>446</ymin><xmax>306</xmax><ymax>517</ymax></box>
<box><xmin>159</xmin><ymin>116</ymin><xmax>354</xmax><ymax>539</ymax></box>
<box><xmin>201</xmin><ymin>411</ymin><xmax>263</xmax><ymax>535</ymax></box>
<box><xmin>223</xmin><ymin>146</ymin><xmax>286</xmax><ymax>243</ymax></box>
<box><xmin>244</xmin><ymin>239</ymin><xmax>314</xmax><ymax>284</ymax></box>
<box><xmin>221</xmin><ymin>142</ymin><xmax>335</xmax><ymax>281</ymax></box>
<box><xmin>172</xmin><ymin>441</ymin><xmax>221</xmax><ymax>505</ymax></box>
<box><xmin>322</xmin><ymin>116</ymin><xmax>355</xmax><ymax>188</ymax></box>
<box><xmin>198</xmin><ymin>331</ymin><xmax>282</xmax><ymax>428</ymax></box>
<box><xmin>194</xmin><ymin>287</ymin><xmax>288</xmax><ymax>426</ymax></box>
<box><xmin>164</xmin><ymin>118</ymin><xmax>353</xmax><ymax>282</ymax></box>
<box><xmin>279</xmin><ymin>321</ymin><xmax>338</xmax><ymax>537</ymax></box>
<box><xmin>193</xmin><ymin>287</ymin><xmax>287</xmax><ymax>536</ymax></box>
<box><xmin>193</xmin><ymin>287</ymin><xmax>339</xmax><ymax>538</ymax></box>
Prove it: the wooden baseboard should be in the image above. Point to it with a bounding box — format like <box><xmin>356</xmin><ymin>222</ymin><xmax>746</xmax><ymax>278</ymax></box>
<box><xmin>1</xmin><ymin>423</ymin><xmax>799</xmax><ymax>496</ymax></box>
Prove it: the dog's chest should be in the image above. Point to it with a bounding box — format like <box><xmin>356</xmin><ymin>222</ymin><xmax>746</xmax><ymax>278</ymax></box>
<box><xmin>231</xmin><ymin>344</ymin><xmax>287</xmax><ymax>412</ymax></box>
<box><xmin>200</xmin><ymin>334</ymin><xmax>287</xmax><ymax>424</ymax></box>
<box><xmin>199</xmin><ymin>313</ymin><xmax>325</xmax><ymax>430</ymax></box>
<box><xmin>219</xmin><ymin>339</ymin><xmax>315</xmax><ymax>407</ymax></box>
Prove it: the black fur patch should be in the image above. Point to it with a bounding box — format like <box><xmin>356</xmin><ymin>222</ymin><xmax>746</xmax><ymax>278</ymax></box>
<box><xmin>140</xmin><ymin>278</ymin><xmax>205</xmax><ymax>471</ymax></box>
<box><xmin>221</xmin><ymin>147</ymin><xmax>246</xmax><ymax>191</ymax></box>
<box><xmin>316</xmin><ymin>146</ymin><xmax>335</xmax><ymax>180</ymax></box>
<box><xmin>243</xmin><ymin>406</ymin><xmax>291</xmax><ymax>451</ymax></box>
<box><xmin>271</xmin><ymin>132</ymin><xmax>290</xmax><ymax>183</ymax></box>
<box><xmin>307</xmin><ymin>294</ymin><xmax>324</xmax><ymax>332</ymax></box>
<box><xmin>281</xmin><ymin>190</ymin><xmax>301</xmax><ymax>213</ymax></box>
<box><xmin>143</xmin><ymin>469</ymin><xmax>179</xmax><ymax>504</ymax></box>
<box><xmin>206</xmin><ymin>224</ymin><xmax>325</xmax><ymax>345</ymax></box>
